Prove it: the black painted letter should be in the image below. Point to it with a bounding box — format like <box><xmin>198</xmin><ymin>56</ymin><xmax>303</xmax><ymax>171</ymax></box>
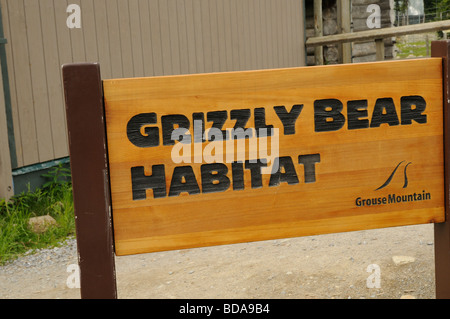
<box><xmin>161</xmin><ymin>114</ymin><xmax>191</xmax><ymax>145</ymax></box>
<box><xmin>274</xmin><ymin>104</ymin><xmax>303</xmax><ymax>135</ymax></box>
<box><xmin>231</xmin><ymin>162</ymin><xmax>245</xmax><ymax>190</ymax></box>
<box><xmin>245</xmin><ymin>159</ymin><xmax>268</xmax><ymax>188</ymax></box>
<box><xmin>127</xmin><ymin>113</ymin><xmax>159</xmax><ymax>147</ymax></box>
<box><xmin>298</xmin><ymin>154</ymin><xmax>320</xmax><ymax>183</ymax></box>
<box><xmin>401</xmin><ymin>95</ymin><xmax>427</xmax><ymax>125</ymax></box>
<box><xmin>347</xmin><ymin>100</ymin><xmax>369</xmax><ymax>130</ymax></box>
<box><xmin>230</xmin><ymin>109</ymin><xmax>252</xmax><ymax>139</ymax></box>
<box><xmin>370</xmin><ymin>98</ymin><xmax>399</xmax><ymax>128</ymax></box>
<box><xmin>254</xmin><ymin>108</ymin><xmax>274</xmax><ymax>137</ymax></box>
<box><xmin>201</xmin><ymin>163</ymin><xmax>230</xmax><ymax>194</ymax></box>
<box><xmin>269</xmin><ymin>156</ymin><xmax>299</xmax><ymax>186</ymax></box>
<box><xmin>207</xmin><ymin>111</ymin><xmax>228</xmax><ymax>141</ymax></box>
<box><xmin>193</xmin><ymin>112</ymin><xmax>206</xmax><ymax>143</ymax></box>
<box><xmin>314</xmin><ymin>99</ymin><xmax>345</xmax><ymax>132</ymax></box>
<box><xmin>131</xmin><ymin>165</ymin><xmax>166</xmax><ymax>200</ymax></box>
<box><xmin>168</xmin><ymin>166</ymin><xmax>200</xmax><ymax>197</ymax></box>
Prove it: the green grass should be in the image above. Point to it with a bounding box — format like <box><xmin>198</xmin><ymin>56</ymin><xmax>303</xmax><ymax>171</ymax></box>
<box><xmin>0</xmin><ymin>165</ymin><xmax>75</xmax><ymax>265</ymax></box>
<box><xmin>396</xmin><ymin>41</ymin><xmax>429</xmax><ymax>59</ymax></box>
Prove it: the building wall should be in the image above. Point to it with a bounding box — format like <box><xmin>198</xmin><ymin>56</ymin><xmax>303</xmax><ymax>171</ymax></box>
<box><xmin>305</xmin><ymin>0</ymin><xmax>394</xmax><ymax>65</ymax></box>
<box><xmin>352</xmin><ymin>0</ymin><xmax>394</xmax><ymax>63</ymax></box>
<box><xmin>1</xmin><ymin>0</ymin><xmax>306</xmax><ymax>174</ymax></box>
<box><xmin>305</xmin><ymin>0</ymin><xmax>341</xmax><ymax>65</ymax></box>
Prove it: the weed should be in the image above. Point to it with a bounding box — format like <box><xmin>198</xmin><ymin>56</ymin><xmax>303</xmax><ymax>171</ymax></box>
<box><xmin>0</xmin><ymin>164</ymin><xmax>75</xmax><ymax>264</ymax></box>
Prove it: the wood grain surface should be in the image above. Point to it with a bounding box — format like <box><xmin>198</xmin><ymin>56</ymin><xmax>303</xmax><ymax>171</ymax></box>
<box><xmin>104</xmin><ymin>58</ymin><xmax>445</xmax><ymax>256</ymax></box>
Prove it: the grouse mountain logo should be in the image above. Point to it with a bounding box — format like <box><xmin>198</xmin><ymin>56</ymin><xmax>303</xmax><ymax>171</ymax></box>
<box><xmin>375</xmin><ymin>161</ymin><xmax>411</xmax><ymax>191</ymax></box>
<box><xmin>355</xmin><ymin>161</ymin><xmax>431</xmax><ymax>207</ymax></box>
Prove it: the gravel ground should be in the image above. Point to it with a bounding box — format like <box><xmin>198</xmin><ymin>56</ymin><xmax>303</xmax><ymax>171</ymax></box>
<box><xmin>0</xmin><ymin>237</ymin><xmax>78</xmax><ymax>298</ymax></box>
<box><xmin>0</xmin><ymin>223</ymin><xmax>439</xmax><ymax>299</ymax></box>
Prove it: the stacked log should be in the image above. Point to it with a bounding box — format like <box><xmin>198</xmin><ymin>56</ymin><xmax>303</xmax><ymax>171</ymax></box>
<box><xmin>306</xmin><ymin>0</ymin><xmax>394</xmax><ymax>65</ymax></box>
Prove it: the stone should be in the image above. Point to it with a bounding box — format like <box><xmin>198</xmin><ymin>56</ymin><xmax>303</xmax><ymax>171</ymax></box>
<box><xmin>28</xmin><ymin>215</ymin><xmax>58</xmax><ymax>234</ymax></box>
<box><xmin>392</xmin><ymin>256</ymin><xmax>416</xmax><ymax>266</ymax></box>
<box><xmin>324</xmin><ymin>45</ymin><xmax>339</xmax><ymax>64</ymax></box>
<box><xmin>400</xmin><ymin>295</ymin><xmax>416</xmax><ymax>299</ymax></box>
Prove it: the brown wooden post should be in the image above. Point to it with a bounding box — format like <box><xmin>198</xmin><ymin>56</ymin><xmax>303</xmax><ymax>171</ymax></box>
<box><xmin>375</xmin><ymin>38</ymin><xmax>385</xmax><ymax>61</ymax></box>
<box><xmin>62</xmin><ymin>63</ymin><xmax>117</xmax><ymax>299</ymax></box>
<box><xmin>432</xmin><ymin>40</ymin><xmax>450</xmax><ymax>299</ymax></box>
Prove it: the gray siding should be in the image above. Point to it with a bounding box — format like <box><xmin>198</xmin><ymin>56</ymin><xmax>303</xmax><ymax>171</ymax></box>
<box><xmin>1</xmin><ymin>0</ymin><xmax>306</xmax><ymax>170</ymax></box>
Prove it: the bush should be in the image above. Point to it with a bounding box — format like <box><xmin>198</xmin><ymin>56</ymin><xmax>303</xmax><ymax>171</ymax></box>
<box><xmin>0</xmin><ymin>164</ymin><xmax>75</xmax><ymax>264</ymax></box>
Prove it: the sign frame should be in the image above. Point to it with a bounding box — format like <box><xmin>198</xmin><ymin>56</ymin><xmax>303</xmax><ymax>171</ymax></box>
<box><xmin>62</xmin><ymin>40</ymin><xmax>450</xmax><ymax>299</ymax></box>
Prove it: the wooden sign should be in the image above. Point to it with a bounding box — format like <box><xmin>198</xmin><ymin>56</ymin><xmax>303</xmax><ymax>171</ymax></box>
<box><xmin>103</xmin><ymin>58</ymin><xmax>445</xmax><ymax>256</ymax></box>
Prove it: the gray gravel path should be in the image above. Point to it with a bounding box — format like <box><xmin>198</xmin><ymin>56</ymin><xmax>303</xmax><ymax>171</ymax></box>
<box><xmin>0</xmin><ymin>224</ymin><xmax>439</xmax><ymax>299</ymax></box>
<box><xmin>0</xmin><ymin>238</ymin><xmax>78</xmax><ymax>298</ymax></box>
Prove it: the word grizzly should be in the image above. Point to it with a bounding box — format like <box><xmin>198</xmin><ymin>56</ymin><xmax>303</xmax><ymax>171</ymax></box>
<box><xmin>126</xmin><ymin>105</ymin><xmax>303</xmax><ymax>147</ymax></box>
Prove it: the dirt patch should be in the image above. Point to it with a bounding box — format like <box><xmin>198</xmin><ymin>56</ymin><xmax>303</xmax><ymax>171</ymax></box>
<box><xmin>0</xmin><ymin>223</ymin><xmax>437</xmax><ymax>299</ymax></box>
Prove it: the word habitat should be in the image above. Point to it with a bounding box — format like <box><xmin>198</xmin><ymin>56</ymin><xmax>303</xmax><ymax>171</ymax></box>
<box><xmin>131</xmin><ymin>154</ymin><xmax>320</xmax><ymax>200</ymax></box>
